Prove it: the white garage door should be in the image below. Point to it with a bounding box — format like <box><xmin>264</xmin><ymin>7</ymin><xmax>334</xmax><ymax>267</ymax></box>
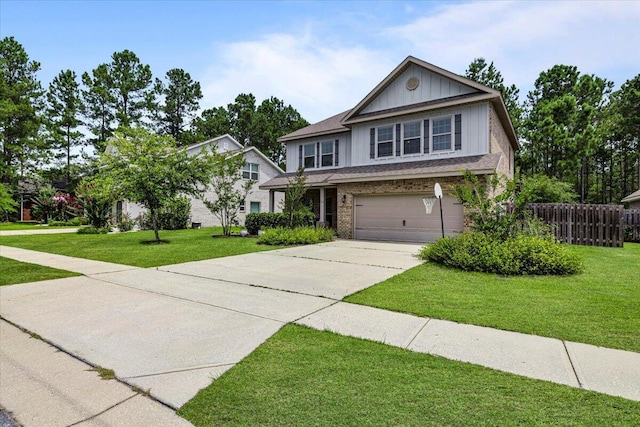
<box><xmin>354</xmin><ymin>194</ymin><xmax>463</xmax><ymax>242</ymax></box>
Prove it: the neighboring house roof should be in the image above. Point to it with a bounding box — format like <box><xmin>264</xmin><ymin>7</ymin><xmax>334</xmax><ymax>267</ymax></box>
<box><xmin>278</xmin><ymin>56</ymin><xmax>519</xmax><ymax>150</ymax></box>
<box><xmin>260</xmin><ymin>154</ymin><xmax>501</xmax><ymax>190</ymax></box>
<box><xmin>187</xmin><ymin>134</ymin><xmax>244</xmax><ymax>154</ymax></box>
<box><xmin>278</xmin><ymin>110</ymin><xmax>350</xmax><ymax>142</ymax></box>
<box><xmin>240</xmin><ymin>146</ymin><xmax>284</xmax><ymax>174</ymax></box>
<box><xmin>621</xmin><ymin>189</ymin><xmax>640</xmax><ymax>203</ymax></box>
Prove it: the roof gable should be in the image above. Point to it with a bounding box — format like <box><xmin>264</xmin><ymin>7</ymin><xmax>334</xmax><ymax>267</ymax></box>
<box><xmin>343</xmin><ymin>56</ymin><xmax>500</xmax><ymax>124</ymax></box>
<box><xmin>186</xmin><ymin>134</ymin><xmax>243</xmax><ymax>155</ymax></box>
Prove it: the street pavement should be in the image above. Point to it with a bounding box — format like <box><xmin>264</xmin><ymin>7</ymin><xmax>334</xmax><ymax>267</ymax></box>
<box><xmin>1</xmin><ymin>239</ymin><xmax>638</xmax><ymax>426</ymax></box>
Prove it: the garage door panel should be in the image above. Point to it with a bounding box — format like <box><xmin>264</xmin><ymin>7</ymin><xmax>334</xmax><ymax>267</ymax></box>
<box><xmin>354</xmin><ymin>194</ymin><xmax>463</xmax><ymax>242</ymax></box>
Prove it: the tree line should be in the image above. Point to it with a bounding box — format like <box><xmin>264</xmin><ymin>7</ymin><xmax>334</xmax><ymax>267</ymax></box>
<box><xmin>2</xmin><ymin>34</ymin><xmax>639</xmax><ymax>210</ymax></box>
<box><xmin>0</xmin><ymin>36</ymin><xmax>308</xmax><ymax>198</ymax></box>
<box><xmin>465</xmin><ymin>58</ymin><xmax>640</xmax><ymax>204</ymax></box>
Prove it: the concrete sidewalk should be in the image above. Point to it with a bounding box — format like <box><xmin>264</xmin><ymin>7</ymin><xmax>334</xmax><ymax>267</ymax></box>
<box><xmin>0</xmin><ymin>227</ymin><xmax>79</xmax><ymax>236</ymax></box>
<box><xmin>1</xmin><ymin>239</ymin><xmax>638</xmax><ymax>427</ymax></box>
<box><xmin>0</xmin><ymin>320</ymin><xmax>193</xmax><ymax>427</ymax></box>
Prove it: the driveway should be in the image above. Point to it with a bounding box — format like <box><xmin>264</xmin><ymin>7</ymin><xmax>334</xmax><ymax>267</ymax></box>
<box><xmin>0</xmin><ymin>240</ymin><xmax>422</xmax><ymax>409</ymax></box>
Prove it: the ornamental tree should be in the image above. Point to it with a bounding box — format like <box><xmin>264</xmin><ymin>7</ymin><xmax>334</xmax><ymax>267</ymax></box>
<box><xmin>95</xmin><ymin>127</ymin><xmax>211</xmax><ymax>242</ymax></box>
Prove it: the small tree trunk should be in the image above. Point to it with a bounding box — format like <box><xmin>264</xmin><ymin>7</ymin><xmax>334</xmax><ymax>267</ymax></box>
<box><xmin>150</xmin><ymin>207</ymin><xmax>161</xmax><ymax>242</ymax></box>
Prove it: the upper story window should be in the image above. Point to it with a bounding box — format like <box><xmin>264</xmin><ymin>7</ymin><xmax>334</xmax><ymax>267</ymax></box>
<box><xmin>403</xmin><ymin>121</ymin><xmax>421</xmax><ymax>155</ymax></box>
<box><xmin>377</xmin><ymin>126</ymin><xmax>393</xmax><ymax>157</ymax></box>
<box><xmin>321</xmin><ymin>141</ymin><xmax>335</xmax><ymax>167</ymax></box>
<box><xmin>242</xmin><ymin>163</ymin><xmax>259</xmax><ymax>180</ymax></box>
<box><xmin>304</xmin><ymin>143</ymin><xmax>315</xmax><ymax>168</ymax></box>
<box><xmin>432</xmin><ymin>117</ymin><xmax>452</xmax><ymax>151</ymax></box>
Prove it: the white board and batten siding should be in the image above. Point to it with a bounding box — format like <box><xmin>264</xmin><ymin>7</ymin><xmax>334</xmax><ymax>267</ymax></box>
<box><xmin>361</xmin><ymin>64</ymin><xmax>477</xmax><ymax>114</ymax></box>
<box><xmin>354</xmin><ymin>194</ymin><xmax>463</xmax><ymax>243</ymax></box>
<box><xmin>285</xmin><ymin>132</ymin><xmax>351</xmax><ymax>173</ymax></box>
<box><xmin>350</xmin><ymin>102</ymin><xmax>490</xmax><ymax>167</ymax></box>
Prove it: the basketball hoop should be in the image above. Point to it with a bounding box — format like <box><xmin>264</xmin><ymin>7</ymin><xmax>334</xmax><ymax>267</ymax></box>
<box><xmin>422</xmin><ymin>196</ymin><xmax>437</xmax><ymax>214</ymax></box>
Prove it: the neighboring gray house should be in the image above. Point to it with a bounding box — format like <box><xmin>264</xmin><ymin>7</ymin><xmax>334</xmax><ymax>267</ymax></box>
<box><xmin>118</xmin><ymin>134</ymin><xmax>283</xmax><ymax>227</ymax></box>
<box><xmin>188</xmin><ymin>134</ymin><xmax>284</xmax><ymax>227</ymax></box>
<box><xmin>261</xmin><ymin>56</ymin><xmax>518</xmax><ymax>243</ymax></box>
<box><xmin>621</xmin><ymin>189</ymin><xmax>640</xmax><ymax>209</ymax></box>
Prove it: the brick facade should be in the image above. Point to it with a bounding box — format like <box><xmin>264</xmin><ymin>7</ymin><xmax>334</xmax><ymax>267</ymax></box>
<box><xmin>489</xmin><ymin>103</ymin><xmax>514</xmax><ymax>179</ymax></box>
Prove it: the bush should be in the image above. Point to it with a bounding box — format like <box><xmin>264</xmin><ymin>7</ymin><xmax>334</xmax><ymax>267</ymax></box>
<box><xmin>245</xmin><ymin>211</ymin><xmax>315</xmax><ymax>235</ymax></box>
<box><xmin>139</xmin><ymin>196</ymin><xmax>191</xmax><ymax>230</ymax></box>
<box><xmin>117</xmin><ymin>213</ymin><xmax>135</xmax><ymax>232</ymax></box>
<box><xmin>257</xmin><ymin>227</ymin><xmax>335</xmax><ymax>246</ymax></box>
<box><xmin>77</xmin><ymin>226</ymin><xmax>110</xmax><ymax>235</ymax></box>
<box><xmin>420</xmin><ymin>232</ymin><xmax>583</xmax><ymax>276</ymax></box>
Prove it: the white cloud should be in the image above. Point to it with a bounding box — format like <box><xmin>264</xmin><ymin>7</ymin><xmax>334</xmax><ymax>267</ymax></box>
<box><xmin>198</xmin><ymin>0</ymin><xmax>640</xmax><ymax>124</ymax></box>
<box><xmin>385</xmin><ymin>0</ymin><xmax>640</xmax><ymax>90</ymax></box>
<box><xmin>199</xmin><ymin>31</ymin><xmax>394</xmax><ymax>123</ymax></box>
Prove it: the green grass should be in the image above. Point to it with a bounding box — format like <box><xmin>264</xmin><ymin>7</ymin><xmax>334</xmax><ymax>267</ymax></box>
<box><xmin>179</xmin><ymin>325</ymin><xmax>640</xmax><ymax>426</ymax></box>
<box><xmin>0</xmin><ymin>227</ymin><xmax>279</xmax><ymax>268</ymax></box>
<box><xmin>0</xmin><ymin>257</ymin><xmax>80</xmax><ymax>286</ymax></box>
<box><xmin>0</xmin><ymin>222</ymin><xmax>71</xmax><ymax>231</ymax></box>
<box><xmin>346</xmin><ymin>243</ymin><xmax>640</xmax><ymax>352</ymax></box>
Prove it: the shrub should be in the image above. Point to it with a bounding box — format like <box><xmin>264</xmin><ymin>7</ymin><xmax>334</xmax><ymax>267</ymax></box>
<box><xmin>117</xmin><ymin>213</ymin><xmax>135</xmax><ymax>232</ymax></box>
<box><xmin>77</xmin><ymin>226</ymin><xmax>110</xmax><ymax>234</ymax></box>
<box><xmin>245</xmin><ymin>211</ymin><xmax>315</xmax><ymax>235</ymax></box>
<box><xmin>76</xmin><ymin>179</ymin><xmax>115</xmax><ymax>229</ymax></box>
<box><xmin>420</xmin><ymin>232</ymin><xmax>583</xmax><ymax>276</ymax></box>
<box><xmin>257</xmin><ymin>226</ymin><xmax>335</xmax><ymax>246</ymax></box>
<box><xmin>139</xmin><ymin>196</ymin><xmax>191</xmax><ymax>230</ymax></box>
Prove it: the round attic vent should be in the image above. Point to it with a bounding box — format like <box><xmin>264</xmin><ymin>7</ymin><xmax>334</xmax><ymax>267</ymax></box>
<box><xmin>406</xmin><ymin>76</ymin><xmax>420</xmax><ymax>91</ymax></box>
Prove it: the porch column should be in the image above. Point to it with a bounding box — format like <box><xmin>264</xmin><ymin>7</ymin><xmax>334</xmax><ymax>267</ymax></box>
<box><xmin>269</xmin><ymin>190</ymin><xmax>275</xmax><ymax>213</ymax></box>
<box><xmin>319</xmin><ymin>188</ymin><xmax>326</xmax><ymax>223</ymax></box>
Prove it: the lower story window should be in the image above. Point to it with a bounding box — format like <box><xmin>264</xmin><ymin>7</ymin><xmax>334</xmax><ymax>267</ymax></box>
<box><xmin>239</xmin><ymin>200</ymin><xmax>246</xmax><ymax>212</ymax></box>
<box><xmin>250</xmin><ymin>201</ymin><xmax>260</xmax><ymax>213</ymax></box>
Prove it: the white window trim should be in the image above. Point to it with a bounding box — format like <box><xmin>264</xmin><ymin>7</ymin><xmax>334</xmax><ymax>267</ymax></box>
<box><xmin>243</xmin><ymin>162</ymin><xmax>259</xmax><ymax>180</ymax></box>
<box><xmin>376</xmin><ymin>125</ymin><xmax>394</xmax><ymax>158</ymax></box>
<box><xmin>431</xmin><ymin>115</ymin><xmax>455</xmax><ymax>153</ymax></box>
<box><xmin>239</xmin><ymin>199</ymin><xmax>246</xmax><ymax>213</ymax></box>
<box><xmin>402</xmin><ymin>120</ymin><xmax>422</xmax><ymax>156</ymax></box>
<box><xmin>320</xmin><ymin>140</ymin><xmax>336</xmax><ymax>168</ymax></box>
<box><xmin>303</xmin><ymin>143</ymin><xmax>315</xmax><ymax>169</ymax></box>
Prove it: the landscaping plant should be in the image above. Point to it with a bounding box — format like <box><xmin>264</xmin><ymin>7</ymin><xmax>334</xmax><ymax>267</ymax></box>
<box><xmin>257</xmin><ymin>226</ymin><xmax>334</xmax><ymax>246</ymax></box>
<box><xmin>200</xmin><ymin>150</ymin><xmax>253</xmax><ymax>237</ymax></box>
<box><xmin>75</xmin><ymin>177</ymin><xmax>115</xmax><ymax>229</ymax></box>
<box><xmin>426</xmin><ymin>170</ymin><xmax>583</xmax><ymax>275</ymax></box>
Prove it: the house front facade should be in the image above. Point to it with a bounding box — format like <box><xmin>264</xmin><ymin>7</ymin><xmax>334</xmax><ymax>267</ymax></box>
<box><xmin>118</xmin><ymin>134</ymin><xmax>284</xmax><ymax>227</ymax></box>
<box><xmin>261</xmin><ymin>56</ymin><xmax>518</xmax><ymax>242</ymax></box>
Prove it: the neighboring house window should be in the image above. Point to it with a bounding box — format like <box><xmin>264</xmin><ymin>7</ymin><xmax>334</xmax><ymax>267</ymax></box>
<box><xmin>250</xmin><ymin>201</ymin><xmax>260</xmax><ymax>213</ymax></box>
<box><xmin>243</xmin><ymin>163</ymin><xmax>259</xmax><ymax>180</ymax></box>
<box><xmin>377</xmin><ymin>126</ymin><xmax>393</xmax><ymax>157</ymax></box>
<box><xmin>321</xmin><ymin>141</ymin><xmax>334</xmax><ymax>167</ymax></box>
<box><xmin>239</xmin><ymin>200</ymin><xmax>246</xmax><ymax>213</ymax></box>
<box><xmin>432</xmin><ymin>117</ymin><xmax>452</xmax><ymax>151</ymax></box>
<box><xmin>403</xmin><ymin>121</ymin><xmax>421</xmax><ymax>155</ymax></box>
<box><xmin>304</xmin><ymin>143</ymin><xmax>315</xmax><ymax>168</ymax></box>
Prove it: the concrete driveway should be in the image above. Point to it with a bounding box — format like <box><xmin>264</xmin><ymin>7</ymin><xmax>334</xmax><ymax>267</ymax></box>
<box><xmin>0</xmin><ymin>240</ymin><xmax>422</xmax><ymax>409</ymax></box>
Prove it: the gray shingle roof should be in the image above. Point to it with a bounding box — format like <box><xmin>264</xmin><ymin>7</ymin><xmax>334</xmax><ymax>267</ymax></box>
<box><xmin>621</xmin><ymin>189</ymin><xmax>640</xmax><ymax>203</ymax></box>
<box><xmin>260</xmin><ymin>154</ymin><xmax>501</xmax><ymax>189</ymax></box>
<box><xmin>278</xmin><ymin>110</ymin><xmax>350</xmax><ymax>142</ymax></box>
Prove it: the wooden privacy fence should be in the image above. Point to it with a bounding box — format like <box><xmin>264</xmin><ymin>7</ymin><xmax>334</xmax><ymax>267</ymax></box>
<box><xmin>525</xmin><ymin>203</ymin><xmax>625</xmax><ymax>247</ymax></box>
<box><xmin>625</xmin><ymin>209</ymin><xmax>640</xmax><ymax>243</ymax></box>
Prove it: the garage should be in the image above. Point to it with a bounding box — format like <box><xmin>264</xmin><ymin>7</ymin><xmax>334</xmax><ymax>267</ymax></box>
<box><xmin>354</xmin><ymin>194</ymin><xmax>463</xmax><ymax>242</ymax></box>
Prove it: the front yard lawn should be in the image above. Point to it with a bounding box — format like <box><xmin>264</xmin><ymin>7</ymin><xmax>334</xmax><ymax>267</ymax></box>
<box><xmin>0</xmin><ymin>257</ymin><xmax>80</xmax><ymax>286</ymax></box>
<box><xmin>346</xmin><ymin>243</ymin><xmax>640</xmax><ymax>352</ymax></box>
<box><xmin>179</xmin><ymin>324</ymin><xmax>640</xmax><ymax>426</ymax></box>
<box><xmin>0</xmin><ymin>222</ymin><xmax>71</xmax><ymax>231</ymax></box>
<box><xmin>0</xmin><ymin>227</ymin><xmax>279</xmax><ymax>268</ymax></box>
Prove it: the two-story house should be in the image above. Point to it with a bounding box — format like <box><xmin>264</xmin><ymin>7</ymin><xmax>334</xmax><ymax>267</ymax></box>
<box><xmin>261</xmin><ymin>56</ymin><xmax>518</xmax><ymax>242</ymax></box>
<box><xmin>117</xmin><ymin>134</ymin><xmax>284</xmax><ymax>228</ymax></box>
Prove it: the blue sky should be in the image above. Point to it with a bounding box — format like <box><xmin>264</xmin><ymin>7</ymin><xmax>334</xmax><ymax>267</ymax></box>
<box><xmin>2</xmin><ymin>0</ymin><xmax>639</xmax><ymax>123</ymax></box>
